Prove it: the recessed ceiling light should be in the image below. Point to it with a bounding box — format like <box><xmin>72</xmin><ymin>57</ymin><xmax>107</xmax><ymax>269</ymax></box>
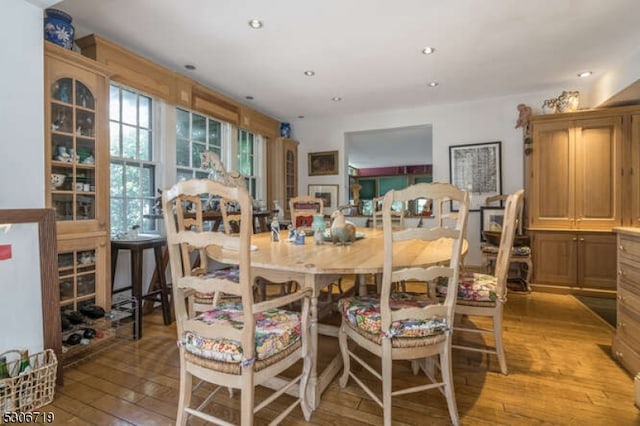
<box><xmin>297</xmin><ymin>115</ymin><xmax>305</xmax><ymax>119</ymax></box>
<box><xmin>248</xmin><ymin>19</ymin><xmax>263</xmax><ymax>29</ymax></box>
<box><xmin>427</xmin><ymin>81</ymin><xmax>439</xmax><ymax>87</ymax></box>
<box><xmin>422</xmin><ymin>47</ymin><xmax>435</xmax><ymax>55</ymax></box>
<box><xmin>578</xmin><ymin>71</ymin><xmax>592</xmax><ymax>78</ymax></box>
<box><xmin>245</xmin><ymin>95</ymin><xmax>254</xmax><ymax>100</ymax></box>
<box><xmin>184</xmin><ymin>64</ymin><xmax>196</xmax><ymax>70</ymax></box>
<box><xmin>304</xmin><ymin>70</ymin><xmax>315</xmax><ymax>76</ymax></box>
<box><xmin>332</xmin><ymin>97</ymin><xmax>342</xmax><ymax>102</ymax></box>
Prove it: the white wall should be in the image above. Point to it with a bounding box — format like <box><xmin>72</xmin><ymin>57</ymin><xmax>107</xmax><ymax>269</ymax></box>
<box><xmin>293</xmin><ymin>90</ymin><xmax>578</xmax><ymax>266</ymax></box>
<box><xmin>0</xmin><ymin>0</ymin><xmax>47</xmax><ymax>354</ymax></box>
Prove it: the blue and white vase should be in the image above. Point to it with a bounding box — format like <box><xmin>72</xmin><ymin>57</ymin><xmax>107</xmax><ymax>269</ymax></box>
<box><xmin>44</xmin><ymin>8</ymin><xmax>75</xmax><ymax>50</ymax></box>
<box><xmin>279</xmin><ymin>122</ymin><xmax>291</xmax><ymax>138</ymax></box>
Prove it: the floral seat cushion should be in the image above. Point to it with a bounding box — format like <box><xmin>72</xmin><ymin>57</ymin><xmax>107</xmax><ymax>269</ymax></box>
<box><xmin>338</xmin><ymin>294</ymin><xmax>448</xmax><ymax>338</ymax></box>
<box><xmin>436</xmin><ymin>272</ymin><xmax>497</xmax><ymax>302</ymax></box>
<box><xmin>182</xmin><ymin>301</ymin><xmax>302</xmax><ymax>363</ymax></box>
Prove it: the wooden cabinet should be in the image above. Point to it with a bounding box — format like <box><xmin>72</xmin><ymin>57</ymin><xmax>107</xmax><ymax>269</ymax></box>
<box><xmin>44</xmin><ymin>42</ymin><xmax>111</xmax><ymax>313</ymax></box>
<box><xmin>612</xmin><ymin>228</ymin><xmax>640</xmax><ymax>381</ymax></box>
<box><xmin>267</xmin><ymin>137</ymin><xmax>298</xmax><ymax>220</ymax></box>
<box><xmin>531</xmin><ymin>231</ymin><xmax>617</xmax><ymax>290</ymax></box>
<box><xmin>528</xmin><ymin>115</ymin><xmax>622</xmax><ymax>230</ymax></box>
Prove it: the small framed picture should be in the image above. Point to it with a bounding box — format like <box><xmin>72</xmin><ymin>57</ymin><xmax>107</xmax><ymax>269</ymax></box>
<box><xmin>480</xmin><ymin>206</ymin><xmax>505</xmax><ymax>241</ymax></box>
<box><xmin>308</xmin><ymin>184</ymin><xmax>339</xmax><ymax>213</ymax></box>
<box><xmin>308</xmin><ymin>150</ymin><xmax>339</xmax><ymax>176</ymax></box>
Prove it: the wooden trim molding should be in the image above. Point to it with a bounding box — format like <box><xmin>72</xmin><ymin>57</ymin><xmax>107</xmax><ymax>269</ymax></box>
<box><xmin>75</xmin><ymin>33</ymin><xmax>280</xmax><ymax>136</ymax></box>
<box><xmin>0</xmin><ymin>209</ymin><xmax>61</xmax><ymax>384</ymax></box>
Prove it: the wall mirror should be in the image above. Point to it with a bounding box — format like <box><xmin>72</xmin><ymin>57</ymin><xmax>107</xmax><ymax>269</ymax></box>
<box><xmin>345</xmin><ymin>125</ymin><xmax>433</xmax><ymax>216</ymax></box>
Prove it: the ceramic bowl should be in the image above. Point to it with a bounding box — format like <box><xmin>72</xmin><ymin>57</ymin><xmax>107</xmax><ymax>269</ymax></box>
<box><xmin>50</xmin><ymin>173</ymin><xmax>66</xmax><ymax>189</ymax></box>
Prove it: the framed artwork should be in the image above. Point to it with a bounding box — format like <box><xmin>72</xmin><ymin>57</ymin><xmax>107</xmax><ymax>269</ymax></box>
<box><xmin>449</xmin><ymin>141</ymin><xmax>502</xmax><ymax>211</ymax></box>
<box><xmin>480</xmin><ymin>206</ymin><xmax>505</xmax><ymax>241</ymax></box>
<box><xmin>308</xmin><ymin>184</ymin><xmax>339</xmax><ymax>213</ymax></box>
<box><xmin>308</xmin><ymin>150</ymin><xmax>339</xmax><ymax>176</ymax></box>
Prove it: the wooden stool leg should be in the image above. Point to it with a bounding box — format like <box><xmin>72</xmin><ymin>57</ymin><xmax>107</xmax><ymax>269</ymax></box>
<box><xmin>153</xmin><ymin>246</ymin><xmax>172</xmax><ymax>325</ymax></box>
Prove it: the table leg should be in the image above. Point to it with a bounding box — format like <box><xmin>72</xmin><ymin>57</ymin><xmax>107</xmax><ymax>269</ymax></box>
<box><xmin>153</xmin><ymin>245</ymin><xmax>172</xmax><ymax>325</ymax></box>
<box><xmin>130</xmin><ymin>249</ymin><xmax>143</xmax><ymax>340</ymax></box>
<box><xmin>307</xmin><ymin>274</ymin><xmax>319</xmax><ymax>410</ymax></box>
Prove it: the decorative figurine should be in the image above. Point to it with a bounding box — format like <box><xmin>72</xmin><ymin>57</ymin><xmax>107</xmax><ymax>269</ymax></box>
<box><xmin>271</xmin><ymin>216</ymin><xmax>280</xmax><ymax>242</ymax></box>
<box><xmin>287</xmin><ymin>223</ymin><xmax>296</xmax><ymax>241</ymax></box>
<box><xmin>314</xmin><ymin>227</ymin><xmax>325</xmax><ymax>245</ymax></box>
<box><xmin>330</xmin><ymin>209</ymin><xmax>357</xmax><ymax>245</ymax></box>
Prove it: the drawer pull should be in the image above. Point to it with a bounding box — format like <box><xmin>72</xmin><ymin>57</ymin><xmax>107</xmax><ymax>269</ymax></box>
<box><xmin>620</xmin><ymin>244</ymin><xmax>626</xmax><ymax>251</ymax></box>
<box><xmin>618</xmin><ymin>322</ymin><xmax>626</xmax><ymax>328</ymax></box>
<box><xmin>616</xmin><ymin>351</ymin><xmax>623</xmax><ymax>358</ymax></box>
<box><xmin>618</xmin><ymin>295</ymin><xmax>624</xmax><ymax>302</ymax></box>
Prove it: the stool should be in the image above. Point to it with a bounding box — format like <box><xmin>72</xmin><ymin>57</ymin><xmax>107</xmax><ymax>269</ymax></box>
<box><xmin>111</xmin><ymin>236</ymin><xmax>172</xmax><ymax>339</ymax></box>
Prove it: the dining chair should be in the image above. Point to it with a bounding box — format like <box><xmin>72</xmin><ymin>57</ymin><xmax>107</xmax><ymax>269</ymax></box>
<box><xmin>221</xmin><ymin>197</ymin><xmax>292</xmax><ymax>302</ymax></box>
<box><xmin>371</xmin><ymin>195</ymin><xmax>404</xmax><ymax>229</ymax></box>
<box><xmin>290</xmin><ymin>195</ymin><xmax>347</xmax><ymax>304</ymax></box>
<box><xmin>441</xmin><ymin>189</ymin><xmax>524</xmax><ymax>375</ymax></box>
<box><xmin>481</xmin><ymin>192</ymin><xmax>532</xmax><ymax>291</ymax></box>
<box><xmin>371</xmin><ymin>195</ymin><xmax>406</xmax><ymax>293</ymax></box>
<box><xmin>289</xmin><ymin>195</ymin><xmax>324</xmax><ymax>233</ymax></box>
<box><xmin>163</xmin><ymin>178</ymin><xmax>313</xmax><ymax>425</ymax></box>
<box><xmin>338</xmin><ymin>182</ymin><xmax>469</xmax><ymax>426</ymax></box>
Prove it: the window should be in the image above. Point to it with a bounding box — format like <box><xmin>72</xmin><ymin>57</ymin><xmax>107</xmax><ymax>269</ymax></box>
<box><xmin>237</xmin><ymin>129</ymin><xmax>257</xmax><ymax>199</ymax></box>
<box><xmin>109</xmin><ymin>84</ymin><xmax>156</xmax><ymax>234</ymax></box>
<box><xmin>176</xmin><ymin>108</ymin><xmax>223</xmax><ymax>181</ymax></box>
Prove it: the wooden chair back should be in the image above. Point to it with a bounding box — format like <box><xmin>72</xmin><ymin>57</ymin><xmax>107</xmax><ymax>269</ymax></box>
<box><xmin>379</xmin><ymin>182</ymin><xmax>469</xmax><ymax>338</ymax></box>
<box><xmin>492</xmin><ymin>189</ymin><xmax>525</xmax><ymax>299</ymax></box>
<box><xmin>163</xmin><ymin>179</ymin><xmax>254</xmax><ymax>339</ymax></box>
<box><xmin>220</xmin><ymin>197</ymin><xmax>242</xmax><ymax>235</ymax></box>
<box><xmin>174</xmin><ymin>194</ymin><xmax>208</xmax><ymax>276</ymax></box>
<box><xmin>485</xmin><ymin>193</ymin><xmax>524</xmax><ymax>235</ymax></box>
<box><xmin>289</xmin><ymin>195</ymin><xmax>323</xmax><ymax>231</ymax></box>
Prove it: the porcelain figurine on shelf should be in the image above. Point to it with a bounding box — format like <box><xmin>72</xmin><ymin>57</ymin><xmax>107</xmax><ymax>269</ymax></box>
<box><xmin>330</xmin><ymin>208</ymin><xmax>356</xmax><ymax>245</ymax></box>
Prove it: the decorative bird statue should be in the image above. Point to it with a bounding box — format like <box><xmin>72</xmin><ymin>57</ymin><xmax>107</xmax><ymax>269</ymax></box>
<box><xmin>330</xmin><ymin>208</ymin><xmax>357</xmax><ymax>245</ymax></box>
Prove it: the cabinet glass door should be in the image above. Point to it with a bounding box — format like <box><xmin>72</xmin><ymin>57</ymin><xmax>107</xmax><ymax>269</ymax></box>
<box><xmin>50</xmin><ymin>78</ymin><xmax>97</xmax><ymax>222</ymax></box>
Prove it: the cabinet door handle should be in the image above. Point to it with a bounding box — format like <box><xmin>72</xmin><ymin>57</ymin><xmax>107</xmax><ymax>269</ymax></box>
<box><xmin>572</xmin><ymin>237</ymin><xmax>577</xmax><ymax>241</ymax></box>
<box><xmin>619</xmin><ymin>244</ymin><xmax>625</xmax><ymax>251</ymax></box>
<box><xmin>579</xmin><ymin>237</ymin><xmax>585</xmax><ymax>242</ymax></box>
<box><xmin>617</xmin><ymin>294</ymin><xmax>624</xmax><ymax>302</ymax></box>
<box><xmin>616</xmin><ymin>351</ymin><xmax>623</xmax><ymax>358</ymax></box>
<box><xmin>618</xmin><ymin>321</ymin><xmax>626</xmax><ymax>329</ymax></box>
<box><xmin>99</xmin><ymin>242</ymin><xmax>106</xmax><ymax>247</ymax></box>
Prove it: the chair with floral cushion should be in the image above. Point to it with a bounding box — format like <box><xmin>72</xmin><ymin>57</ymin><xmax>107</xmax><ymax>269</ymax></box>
<box><xmin>438</xmin><ymin>189</ymin><xmax>524</xmax><ymax>375</ymax></box>
<box><xmin>289</xmin><ymin>195</ymin><xmax>324</xmax><ymax>234</ymax></box>
<box><xmin>338</xmin><ymin>182</ymin><xmax>469</xmax><ymax>426</ymax></box>
<box><xmin>163</xmin><ymin>178</ymin><xmax>313</xmax><ymax>425</ymax></box>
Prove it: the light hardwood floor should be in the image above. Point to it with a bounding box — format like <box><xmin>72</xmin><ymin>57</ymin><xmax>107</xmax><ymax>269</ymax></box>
<box><xmin>45</xmin><ymin>285</ymin><xmax>639</xmax><ymax>425</ymax></box>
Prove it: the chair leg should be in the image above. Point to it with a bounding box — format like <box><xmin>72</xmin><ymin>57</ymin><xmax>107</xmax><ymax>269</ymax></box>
<box><xmin>240</xmin><ymin>373</ymin><xmax>255</xmax><ymax>426</ymax></box>
<box><xmin>494</xmin><ymin>311</ymin><xmax>508</xmax><ymax>375</ymax></box>
<box><xmin>440</xmin><ymin>347</ymin><xmax>459</xmax><ymax>426</ymax></box>
<box><xmin>382</xmin><ymin>340</ymin><xmax>393</xmax><ymax>426</ymax></box>
<box><xmin>338</xmin><ymin>324</ymin><xmax>350</xmax><ymax>388</ymax></box>
<box><xmin>176</xmin><ymin>349</ymin><xmax>192</xmax><ymax>426</ymax></box>
<box><xmin>300</xmin><ymin>341</ymin><xmax>313</xmax><ymax>421</ymax></box>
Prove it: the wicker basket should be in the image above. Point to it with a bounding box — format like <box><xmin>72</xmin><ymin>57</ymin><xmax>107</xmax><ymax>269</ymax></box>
<box><xmin>0</xmin><ymin>349</ymin><xmax>57</xmax><ymax>412</ymax></box>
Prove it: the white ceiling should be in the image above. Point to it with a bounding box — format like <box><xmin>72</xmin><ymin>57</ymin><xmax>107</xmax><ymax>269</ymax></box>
<box><xmin>53</xmin><ymin>0</ymin><xmax>640</xmax><ymax>123</ymax></box>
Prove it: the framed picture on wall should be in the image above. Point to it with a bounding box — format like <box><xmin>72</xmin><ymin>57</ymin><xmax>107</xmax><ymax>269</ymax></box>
<box><xmin>308</xmin><ymin>150</ymin><xmax>339</xmax><ymax>176</ymax></box>
<box><xmin>480</xmin><ymin>206</ymin><xmax>505</xmax><ymax>241</ymax></box>
<box><xmin>449</xmin><ymin>141</ymin><xmax>502</xmax><ymax>211</ymax></box>
<box><xmin>308</xmin><ymin>184</ymin><xmax>339</xmax><ymax>213</ymax></box>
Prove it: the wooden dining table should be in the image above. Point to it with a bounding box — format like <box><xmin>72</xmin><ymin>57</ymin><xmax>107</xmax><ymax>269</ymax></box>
<box><xmin>237</xmin><ymin>227</ymin><xmax>466</xmax><ymax>410</ymax></box>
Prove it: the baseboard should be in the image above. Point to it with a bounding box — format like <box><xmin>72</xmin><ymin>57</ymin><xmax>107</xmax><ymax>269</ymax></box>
<box><xmin>530</xmin><ymin>283</ymin><xmax>616</xmax><ymax>298</ymax></box>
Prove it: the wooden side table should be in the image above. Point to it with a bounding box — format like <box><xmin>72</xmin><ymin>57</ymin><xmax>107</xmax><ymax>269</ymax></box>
<box><xmin>111</xmin><ymin>236</ymin><xmax>172</xmax><ymax>339</ymax></box>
